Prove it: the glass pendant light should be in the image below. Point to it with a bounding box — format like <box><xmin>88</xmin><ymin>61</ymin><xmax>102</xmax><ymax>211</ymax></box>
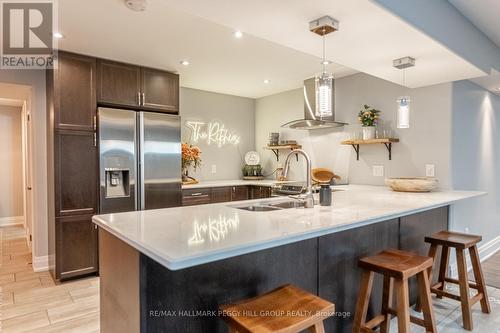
<box><xmin>393</xmin><ymin>57</ymin><xmax>415</xmax><ymax>129</ymax></box>
<box><xmin>315</xmin><ymin>27</ymin><xmax>333</xmax><ymax>118</ymax></box>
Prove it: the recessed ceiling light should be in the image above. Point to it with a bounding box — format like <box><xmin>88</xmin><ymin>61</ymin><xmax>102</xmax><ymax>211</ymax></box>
<box><xmin>263</xmin><ymin>79</ymin><xmax>270</xmax><ymax>84</ymax></box>
<box><xmin>180</xmin><ymin>60</ymin><xmax>190</xmax><ymax>66</ymax></box>
<box><xmin>233</xmin><ymin>30</ymin><xmax>243</xmax><ymax>39</ymax></box>
<box><xmin>497</xmin><ymin>87</ymin><xmax>500</xmax><ymax>91</ymax></box>
<box><xmin>321</xmin><ymin>60</ymin><xmax>331</xmax><ymax>65</ymax></box>
<box><xmin>53</xmin><ymin>32</ymin><xmax>64</xmax><ymax>39</ymax></box>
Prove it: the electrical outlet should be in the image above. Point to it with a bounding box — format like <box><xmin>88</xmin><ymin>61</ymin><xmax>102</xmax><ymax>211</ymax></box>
<box><xmin>211</xmin><ymin>164</ymin><xmax>217</xmax><ymax>174</ymax></box>
<box><xmin>425</xmin><ymin>164</ymin><xmax>435</xmax><ymax>177</ymax></box>
<box><xmin>373</xmin><ymin>165</ymin><xmax>384</xmax><ymax>177</ymax></box>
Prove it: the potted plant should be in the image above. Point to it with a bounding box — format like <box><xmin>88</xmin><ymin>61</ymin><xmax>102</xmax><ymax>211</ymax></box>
<box><xmin>181</xmin><ymin>143</ymin><xmax>202</xmax><ymax>184</ymax></box>
<box><xmin>358</xmin><ymin>104</ymin><xmax>381</xmax><ymax>140</ymax></box>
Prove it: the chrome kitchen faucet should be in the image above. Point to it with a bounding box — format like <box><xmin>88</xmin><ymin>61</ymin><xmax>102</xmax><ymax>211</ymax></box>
<box><xmin>282</xmin><ymin>149</ymin><xmax>315</xmax><ymax>208</ymax></box>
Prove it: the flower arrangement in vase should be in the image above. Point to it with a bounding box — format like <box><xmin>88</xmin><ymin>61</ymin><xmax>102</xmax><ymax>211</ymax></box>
<box><xmin>181</xmin><ymin>143</ymin><xmax>202</xmax><ymax>184</ymax></box>
<box><xmin>358</xmin><ymin>104</ymin><xmax>381</xmax><ymax>140</ymax></box>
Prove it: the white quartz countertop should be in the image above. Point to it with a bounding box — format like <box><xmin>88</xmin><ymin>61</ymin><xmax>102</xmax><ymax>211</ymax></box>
<box><xmin>181</xmin><ymin>179</ymin><xmax>294</xmax><ymax>189</ymax></box>
<box><xmin>92</xmin><ymin>185</ymin><xmax>485</xmax><ymax>271</ymax></box>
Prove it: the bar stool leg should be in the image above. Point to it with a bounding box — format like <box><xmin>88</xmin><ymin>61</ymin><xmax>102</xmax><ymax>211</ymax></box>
<box><xmin>417</xmin><ymin>271</ymin><xmax>437</xmax><ymax>332</ymax></box>
<box><xmin>436</xmin><ymin>246</ymin><xmax>450</xmax><ymax>299</ymax></box>
<box><xmin>469</xmin><ymin>245</ymin><xmax>491</xmax><ymax>314</ymax></box>
<box><xmin>394</xmin><ymin>278</ymin><xmax>411</xmax><ymax>333</ymax></box>
<box><xmin>352</xmin><ymin>270</ymin><xmax>374</xmax><ymax>333</ymax></box>
<box><xmin>416</xmin><ymin>243</ymin><xmax>438</xmax><ymax>313</ymax></box>
<box><xmin>380</xmin><ymin>275</ymin><xmax>393</xmax><ymax>333</ymax></box>
<box><xmin>456</xmin><ymin>248</ymin><xmax>473</xmax><ymax>330</ymax></box>
<box><xmin>308</xmin><ymin>322</ymin><xmax>326</xmax><ymax>333</ymax></box>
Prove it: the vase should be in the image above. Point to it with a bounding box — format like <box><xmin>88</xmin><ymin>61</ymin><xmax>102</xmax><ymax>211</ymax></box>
<box><xmin>362</xmin><ymin>126</ymin><xmax>376</xmax><ymax>140</ymax></box>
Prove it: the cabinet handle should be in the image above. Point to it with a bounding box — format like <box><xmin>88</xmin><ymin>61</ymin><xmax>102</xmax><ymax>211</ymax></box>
<box><xmin>94</xmin><ymin>224</ymin><xmax>98</xmax><ymax>230</ymax></box>
<box><xmin>137</xmin><ymin>92</ymin><xmax>141</xmax><ymax>106</ymax></box>
<box><xmin>142</xmin><ymin>92</ymin><xmax>145</xmax><ymax>106</ymax></box>
<box><xmin>190</xmin><ymin>192</ymin><xmax>204</xmax><ymax>196</ymax></box>
<box><xmin>93</xmin><ymin>116</ymin><xmax>97</xmax><ymax>131</ymax></box>
<box><xmin>93</xmin><ymin>133</ymin><xmax>97</xmax><ymax>147</ymax></box>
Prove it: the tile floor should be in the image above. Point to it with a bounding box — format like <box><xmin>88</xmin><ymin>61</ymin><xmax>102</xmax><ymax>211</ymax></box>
<box><xmin>0</xmin><ymin>226</ymin><xmax>99</xmax><ymax>333</ymax></box>
<box><xmin>1</xmin><ymin>224</ymin><xmax>499</xmax><ymax>332</ymax></box>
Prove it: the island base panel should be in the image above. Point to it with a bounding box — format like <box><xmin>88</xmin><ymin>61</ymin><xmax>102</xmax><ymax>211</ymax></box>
<box><xmin>99</xmin><ymin>229</ymin><xmax>140</xmax><ymax>333</ymax></box>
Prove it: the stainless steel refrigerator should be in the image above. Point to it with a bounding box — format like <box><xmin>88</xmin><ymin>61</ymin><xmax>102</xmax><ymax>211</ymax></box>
<box><xmin>98</xmin><ymin>107</ymin><xmax>182</xmax><ymax>214</ymax></box>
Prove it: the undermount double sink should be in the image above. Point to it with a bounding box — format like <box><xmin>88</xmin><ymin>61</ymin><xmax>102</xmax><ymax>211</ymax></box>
<box><xmin>231</xmin><ymin>200</ymin><xmax>306</xmax><ymax>212</ymax></box>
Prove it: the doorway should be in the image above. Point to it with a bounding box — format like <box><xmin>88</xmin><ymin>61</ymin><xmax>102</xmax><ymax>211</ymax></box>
<box><xmin>0</xmin><ymin>88</ymin><xmax>34</xmax><ymax>252</ymax></box>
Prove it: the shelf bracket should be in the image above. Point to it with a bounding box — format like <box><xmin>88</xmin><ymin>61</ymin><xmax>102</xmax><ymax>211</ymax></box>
<box><xmin>351</xmin><ymin>144</ymin><xmax>360</xmax><ymax>161</ymax></box>
<box><xmin>270</xmin><ymin>149</ymin><xmax>300</xmax><ymax>162</ymax></box>
<box><xmin>383</xmin><ymin>142</ymin><xmax>392</xmax><ymax>160</ymax></box>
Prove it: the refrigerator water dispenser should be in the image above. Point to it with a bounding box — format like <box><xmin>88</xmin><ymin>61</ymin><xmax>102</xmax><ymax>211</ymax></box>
<box><xmin>105</xmin><ymin>169</ymin><xmax>130</xmax><ymax>198</ymax></box>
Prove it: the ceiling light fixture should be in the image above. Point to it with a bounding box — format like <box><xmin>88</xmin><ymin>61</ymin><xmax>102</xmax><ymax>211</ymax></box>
<box><xmin>180</xmin><ymin>60</ymin><xmax>190</xmax><ymax>66</ymax></box>
<box><xmin>263</xmin><ymin>79</ymin><xmax>270</xmax><ymax>84</ymax></box>
<box><xmin>53</xmin><ymin>32</ymin><xmax>64</xmax><ymax>39</ymax></box>
<box><xmin>124</xmin><ymin>0</ymin><xmax>149</xmax><ymax>11</ymax></box>
<box><xmin>233</xmin><ymin>30</ymin><xmax>243</xmax><ymax>39</ymax></box>
<box><xmin>309</xmin><ymin>16</ymin><xmax>339</xmax><ymax>118</ymax></box>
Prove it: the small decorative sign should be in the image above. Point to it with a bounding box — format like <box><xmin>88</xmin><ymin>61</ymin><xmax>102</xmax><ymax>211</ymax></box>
<box><xmin>185</xmin><ymin>120</ymin><xmax>240</xmax><ymax>147</ymax></box>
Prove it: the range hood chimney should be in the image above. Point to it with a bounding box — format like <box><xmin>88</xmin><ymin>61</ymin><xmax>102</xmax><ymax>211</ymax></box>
<box><xmin>281</xmin><ymin>78</ymin><xmax>348</xmax><ymax>130</ymax></box>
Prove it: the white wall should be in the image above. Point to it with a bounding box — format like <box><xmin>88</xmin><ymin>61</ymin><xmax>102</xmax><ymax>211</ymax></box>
<box><xmin>0</xmin><ymin>105</ymin><xmax>23</xmax><ymax>219</ymax></box>
<box><xmin>180</xmin><ymin>87</ymin><xmax>255</xmax><ymax>181</ymax></box>
<box><xmin>256</xmin><ymin>73</ymin><xmax>453</xmax><ymax>188</ymax></box>
<box><xmin>450</xmin><ymin>80</ymin><xmax>500</xmax><ymax>247</ymax></box>
<box><xmin>0</xmin><ymin>70</ymin><xmax>47</xmax><ymax>259</ymax></box>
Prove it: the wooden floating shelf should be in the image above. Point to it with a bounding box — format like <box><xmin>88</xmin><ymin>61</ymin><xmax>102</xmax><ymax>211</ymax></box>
<box><xmin>341</xmin><ymin>138</ymin><xmax>399</xmax><ymax>160</ymax></box>
<box><xmin>264</xmin><ymin>144</ymin><xmax>302</xmax><ymax>162</ymax></box>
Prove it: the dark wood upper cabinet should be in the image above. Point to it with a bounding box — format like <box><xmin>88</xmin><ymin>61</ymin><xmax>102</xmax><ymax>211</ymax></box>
<box><xmin>141</xmin><ymin>67</ymin><xmax>179</xmax><ymax>112</ymax></box>
<box><xmin>97</xmin><ymin>59</ymin><xmax>141</xmax><ymax>108</ymax></box>
<box><xmin>55</xmin><ymin>130</ymin><xmax>97</xmax><ymax>217</ymax></box>
<box><xmin>56</xmin><ymin>214</ymin><xmax>98</xmax><ymax>280</ymax></box>
<box><xmin>56</xmin><ymin>52</ymin><xmax>96</xmax><ymax>131</ymax></box>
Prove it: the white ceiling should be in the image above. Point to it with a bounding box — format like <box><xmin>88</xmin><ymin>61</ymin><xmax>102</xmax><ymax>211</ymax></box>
<box><xmin>448</xmin><ymin>0</ymin><xmax>500</xmax><ymax>96</ymax></box>
<box><xmin>58</xmin><ymin>0</ymin><xmax>488</xmax><ymax>98</ymax></box>
<box><xmin>58</xmin><ymin>0</ymin><xmax>355</xmax><ymax>98</ymax></box>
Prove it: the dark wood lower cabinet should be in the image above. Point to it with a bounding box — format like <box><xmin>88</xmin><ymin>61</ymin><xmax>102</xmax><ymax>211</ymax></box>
<box><xmin>210</xmin><ymin>187</ymin><xmax>232</xmax><ymax>203</ymax></box>
<box><xmin>182</xmin><ymin>185</ymin><xmax>271</xmax><ymax>206</ymax></box>
<box><xmin>231</xmin><ymin>186</ymin><xmax>249</xmax><ymax>201</ymax></box>
<box><xmin>56</xmin><ymin>214</ymin><xmax>98</xmax><ymax>280</ymax></box>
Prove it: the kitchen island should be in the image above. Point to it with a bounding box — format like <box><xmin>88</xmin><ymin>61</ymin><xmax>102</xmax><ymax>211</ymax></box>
<box><xmin>93</xmin><ymin>185</ymin><xmax>484</xmax><ymax>333</ymax></box>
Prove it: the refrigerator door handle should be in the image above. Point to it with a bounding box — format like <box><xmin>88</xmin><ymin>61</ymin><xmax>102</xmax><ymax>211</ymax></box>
<box><xmin>138</xmin><ymin>112</ymin><xmax>146</xmax><ymax>210</ymax></box>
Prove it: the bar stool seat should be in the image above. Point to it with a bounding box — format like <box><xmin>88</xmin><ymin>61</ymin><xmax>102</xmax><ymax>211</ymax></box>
<box><xmin>353</xmin><ymin>249</ymin><xmax>437</xmax><ymax>333</ymax></box>
<box><xmin>420</xmin><ymin>231</ymin><xmax>490</xmax><ymax>331</ymax></box>
<box><xmin>424</xmin><ymin>231</ymin><xmax>482</xmax><ymax>250</ymax></box>
<box><xmin>220</xmin><ymin>284</ymin><xmax>334</xmax><ymax>333</ymax></box>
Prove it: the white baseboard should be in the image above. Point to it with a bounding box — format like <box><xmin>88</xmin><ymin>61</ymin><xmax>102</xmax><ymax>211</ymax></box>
<box><xmin>0</xmin><ymin>216</ymin><xmax>24</xmax><ymax>227</ymax></box>
<box><xmin>32</xmin><ymin>255</ymin><xmax>49</xmax><ymax>272</ymax></box>
<box><xmin>450</xmin><ymin>235</ymin><xmax>500</xmax><ymax>277</ymax></box>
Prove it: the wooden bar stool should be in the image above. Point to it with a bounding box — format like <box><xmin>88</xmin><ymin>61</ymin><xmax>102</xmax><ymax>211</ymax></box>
<box><xmin>420</xmin><ymin>231</ymin><xmax>491</xmax><ymax>330</ymax></box>
<box><xmin>352</xmin><ymin>249</ymin><xmax>436</xmax><ymax>333</ymax></box>
<box><xmin>220</xmin><ymin>284</ymin><xmax>334</xmax><ymax>333</ymax></box>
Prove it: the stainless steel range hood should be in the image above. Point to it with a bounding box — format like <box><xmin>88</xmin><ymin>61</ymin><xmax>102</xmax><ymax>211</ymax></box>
<box><xmin>281</xmin><ymin>78</ymin><xmax>347</xmax><ymax>130</ymax></box>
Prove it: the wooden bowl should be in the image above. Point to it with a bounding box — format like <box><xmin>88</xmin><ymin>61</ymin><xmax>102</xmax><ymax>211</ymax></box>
<box><xmin>385</xmin><ymin>177</ymin><xmax>438</xmax><ymax>192</ymax></box>
<box><xmin>312</xmin><ymin>168</ymin><xmax>341</xmax><ymax>184</ymax></box>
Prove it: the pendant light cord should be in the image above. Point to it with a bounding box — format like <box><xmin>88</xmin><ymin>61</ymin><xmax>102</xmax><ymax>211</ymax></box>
<box><xmin>322</xmin><ymin>28</ymin><xmax>326</xmax><ymax>73</ymax></box>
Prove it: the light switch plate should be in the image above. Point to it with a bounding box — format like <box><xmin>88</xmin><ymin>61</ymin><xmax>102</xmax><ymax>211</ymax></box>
<box><xmin>373</xmin><ymin>165</ymin><xmax>384</xmax><ymax>177</ymax></box>
<box><xmin>425</xmin><ymin>164</ymin><xmax>435</xmax><ymax>177</ymax></box>
<box><xmin>211</xmin><ymin>164</ymin><xmax>217</xmax><ymax>174</ymax></box>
